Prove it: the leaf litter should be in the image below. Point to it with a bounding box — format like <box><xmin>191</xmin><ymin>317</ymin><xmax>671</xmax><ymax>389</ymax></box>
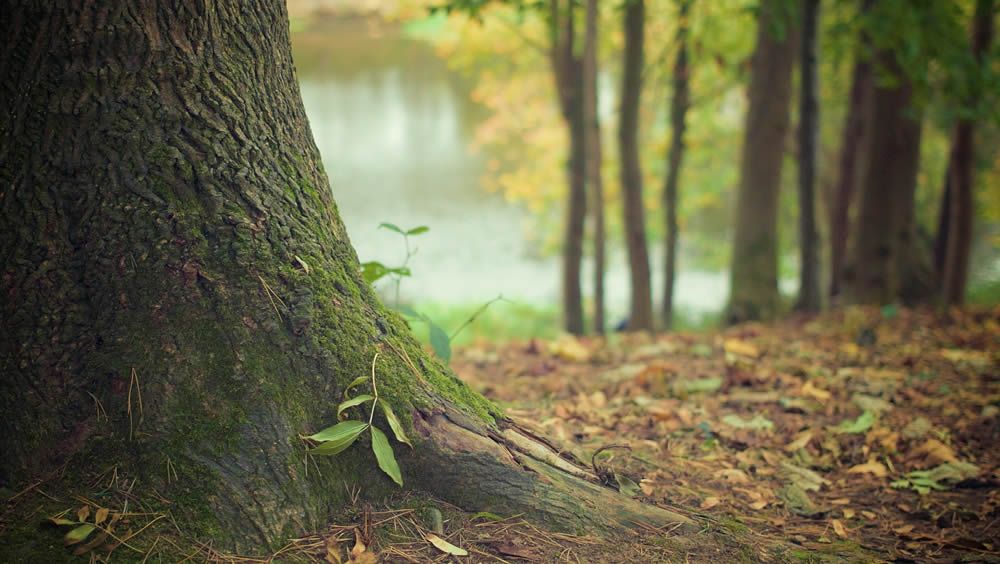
<box><xmin>452</xmin><ymin>306</ymin><xmax>1000</xmax><ymax>561</ymax></box>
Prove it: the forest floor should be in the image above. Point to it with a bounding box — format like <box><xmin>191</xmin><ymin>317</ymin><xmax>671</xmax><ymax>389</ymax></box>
<box><xmin>4</xmin><ymin>306</ymin><xmax>997</xmax><ymax>562</ymax></box>
<box><xmin>446</xmin><ymin>305</ymin><xmax>1000</xmax><ymax>562</ymax></box>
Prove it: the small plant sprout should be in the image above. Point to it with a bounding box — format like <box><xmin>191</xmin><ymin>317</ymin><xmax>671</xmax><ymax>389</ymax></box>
<box><xmin>304</xmin><ymin>353</ymin><xmax>412</xmax><ymax>486</ymax></box>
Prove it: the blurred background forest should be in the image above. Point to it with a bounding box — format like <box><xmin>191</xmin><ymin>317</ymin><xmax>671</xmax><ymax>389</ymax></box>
<box><xmin>285</xmin><ymin>0</ymin><xmax>999</xmax><ymax>343</ymax></box>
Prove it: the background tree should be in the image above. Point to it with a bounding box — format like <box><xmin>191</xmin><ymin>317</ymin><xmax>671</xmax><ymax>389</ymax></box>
<box><xmin>583</xmin><ymin>0</ymin><xmax>606</xmax><ymax>333</ymax></box>
<box><xmin>0</xmin><ymin>0</ymin><xmax>691</xmax><ymax>551</ymax></box>
<box><xmin>662</xmin><ymin>0</ymin><xmax>692</xmax><ymax>329</ymax></box>
<box><xmin>940</xmin><ymin>0</ymin><xmax>995</xmax><ymax>306</ymax></box>
<box><xmin>828</xmin><ymin>1</ymin><xmax>872</xmax><ymax>301</ymax></box>
<box><xmin>549</xmin><ymin>0</ymin><xmax>588</xmax><ymax>334</ymax></box>
<box><xmin>795</xmin><ymin>0</ymin><xmax>822</xmax><ymax>312</ymax></box>
<box><xmin>843</xmin><ymin>49</ymin><xmax>923</xmax><ymax>304</ymax></box>
<box><xmin>619</xmin><ymin>0</ymin><xmax>654</xmax><ymax>331</ymax></box>
<box><xmin>726</xmin><ymin>0</ymin><xmax>797</xmax><ymax>324</ymax></box>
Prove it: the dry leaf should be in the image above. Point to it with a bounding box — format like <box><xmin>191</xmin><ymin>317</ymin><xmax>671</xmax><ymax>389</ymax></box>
<box><xmin>909</xmin><ymin>438</ymin><xmax>957</xmax><ymax>466</ymax></box>
<box><xmin>714</xmin><ymin>468</ymin><xmax>751</xmax><ymax>484</ymax></box>
<box><xmin>847</xmin><ymin>460</ymin><xmax>888</xmax><ymax>478</ymax></box>
<box><xmin>784</xmin><ymin>430</ymin><xmax>814</xmax><ymax>452</ymax></box>
<box><xmin>843</xmin><ymin>508</ymin><xmax>856</xmax><ymax>519</ymax></box>
<box><xmin>325</xmin><ymin>534</ymin><xmax>343</xmax><ymax>564</ymax></box>
<box><xmin>76</xmin><ymin>505</ymin><xmax>90</xmax><ymax>523</ymax></box>
<box><xmin>700</xmin><ymin>496</ymin><xmax>721</xmax><ymax>509</ymax></box>
<box><xmin>93</xmin><ymin>507</ymin><xmax>109</xmax><ymax>526</ymax></box>
<box><xmin>724</xmin><ymin>339</ymin><xmax>760</xmax><ymax>359</ymax></box>
<box><xmin>801</xmin><ymin>381</ymin><xmax>832</xmax><ymax>402</ymax></box>
<box><xmin>426</xmin><ymin>533</ymin><xmax>468</xmax><ymax>556</ymax></box>
<box><xmin>832</xmin><ymin>519</ymin><xmax>848</xmax><ymax>538</ymax></box>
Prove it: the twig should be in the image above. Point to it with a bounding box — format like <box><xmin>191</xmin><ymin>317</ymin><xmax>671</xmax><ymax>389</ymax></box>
<box><xmin>449</xmin><ymin>295</ymin><xmax>507</xmax><ymax>341</ymax></box>
<box><xmin>128</xmin><ymin>367</ymin><xmax>144</xmax><ymax>440</ymax></box>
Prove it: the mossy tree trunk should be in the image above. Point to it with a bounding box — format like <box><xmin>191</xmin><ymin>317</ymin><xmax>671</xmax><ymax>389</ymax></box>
<box><xmin>726</xmin><ymin>0</ymin><xmax>796</xmax><ymax>324</ymax></box>
<box><xmin>0</xmin><ymin>0</ymin><xmax>690</xmax><ymax>552</ymax></box>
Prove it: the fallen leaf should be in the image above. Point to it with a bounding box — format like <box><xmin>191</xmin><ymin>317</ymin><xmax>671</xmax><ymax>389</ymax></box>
<box><xmin>831</xmin><ymin>411</ymin><xmax>875</xmax><ymax>434</ymax></box>
<box><xmin>784</xmin><ymin>430</ymin><xmax>814</xmax><ymax>452</ymax></box>
<box><xmin>426</xmin><ymin>533</ymin><xmax>468</xmax><ymax>556</ymax></box>
<box><xmin>832</xmin><ymin>519</ymin><xmax>848</xmax><ymax>538</ymax></box>
<box><xmin>724</xmin><ymin>339</ymin><xmax>760</xmax><ymax>358</ymax></box>
<box><xmin>714</xmin><ymin>468</ymin><xmax>751</xmax><ymax>484</ymax></box>
<box><xmin>93</xmin><ymin>507</ymin><xmax>109</xmax><ymax>526</ymax></box>
<box><xmin>549</xmin><ymin>336</ymin><xmax>590</xmax><ymax>362</ymax></box>
<box><xmin>909</xmin><ymin>438</ymin><xmax>957</xmax><ymax>466</ymax></box>
<box><xmin>802</xmin><ymin>381</ymin><xmax>831</xmax><ymax>402</ymax></box>
<box><xmin>847</xmin><ymin>460</ymin><xmax>888</xmax><ymax>478</ymax></box>
<box><xmin>700</xmin><ymin>496</ymin><xmax>721</xmax><ymax>509</ymax></box>
<box><xmin>721</xmin><ymin>414</ymin><xmax>774</xmax><ymax>431</ymax></box>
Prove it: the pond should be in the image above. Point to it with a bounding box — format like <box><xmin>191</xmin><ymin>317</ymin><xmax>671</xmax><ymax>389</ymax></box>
<box><xmin>291</xmin><ymin>17</ymin><xmax>731</xmax><ymax>324</ymax></box>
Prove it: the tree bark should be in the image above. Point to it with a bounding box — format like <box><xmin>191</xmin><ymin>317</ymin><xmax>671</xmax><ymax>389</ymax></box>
<box><xmin>583</xmin><ymin>0</ymin><xmax>605</xmax><ymax>334</ymax></box>
<box><xmin>550</xmin><ymin>0</ymin><xmax>587</xmax><ymax>335</ymax></box>
<box><xmin>0</xmin><ymin>0</ymin><xmax>691</xmax><ymax>552</ymax></box>
<box><xmin>619</xmin><ymin>0</ymin><xmax>654</xmax><ymax>331</ymax></box>
<box><xmin>940</xmin><ymin>0</ymin><xmax>994</xmax><ymax>305</ymax></box>
<box><xmin>795</xmin><ymin>0</ymin><xmax>822</xmax><ymax>312</ymax></box>
<box><xmin>843</xmin><ymin>51</ymin><xmax>923</xmax><ymax>305</ymax></box>
<box><xmin>829</xmin><ymin>53</ymin><xmax>871</xmax><ymax>300</ymax></box>
<box><xmin>662</xmin><ymin>0</ymin><xmax>692</xmax><ymax>330</ymax></box>
<box><xmin>726</xmin><ymin>0</ymin><xmax>796</xmax><ymax>324</ymax></box>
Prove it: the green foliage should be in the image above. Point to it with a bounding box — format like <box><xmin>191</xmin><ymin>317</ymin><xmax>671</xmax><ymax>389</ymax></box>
<box><xmin>306</xmin><ymin>356</ymin><xmax>413</xmax><ymax>486</ymax></box>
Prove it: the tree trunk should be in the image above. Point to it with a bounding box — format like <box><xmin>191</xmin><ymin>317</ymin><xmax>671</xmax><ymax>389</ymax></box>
<box><xmin>0</xmin><ymin>0</ymin><xmax>691</xmax><ymax>552</ymax></box>
<box><xmin>726</xmin><ymin>0</ymin><xmax>796</xmax><ymax>324</ymax></box>
<box><xmin>843</xmin><ymin>51</ymin><xmax>923</xmax><ymax>305</ymax></box>
<box><xmin>550</xmin><ymin>0</ymin><xmax>587</xmax><ymax>335</ymax></box>
<box><xmin>662</xmin><ymin>0</ymin><xmax>692</xmax><ymax>330</ymax></box>
<box><xmin>941</xmin><ymin>0</ymin><xmax>994</xmax><ymax>305</ymax></box>
<box><xmin>829</xmin><ymin>53</ymin><xmax>871</xmax><ymax>300</ymax></box>
<box><xmin>619</xmin><ymin>0</ymin><xmax>654</xmax><ymax>331</ymax></box>
<box><xmin>795</xmin><ymin>0</ymin><xmax>822</xmax><ymax>312</ymax></box>
<box><xmin>583</xmin><ymin>0</ymin><xmax>605</xmax><ymax>334</ymax></box>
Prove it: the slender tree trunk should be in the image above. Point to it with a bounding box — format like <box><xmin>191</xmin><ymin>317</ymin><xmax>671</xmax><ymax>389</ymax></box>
<box><xmin>795</xmin><ymin>0</ymin><xmax>822</xmax><ymax>312</ymax></box>
<box><xmin>550</xmin><ymin>0</ymin><xmax>587</xmax><ymax>335</ymax></box>
<box><xmin>726</xmin><ymin>0</ymin><xmax>796</xmax><ymax>324</ymax></box>
<box><xmin>619</xmin><ymin>0</ymin><xmax>654</xmax><ymax>331</ymax></box>
<box><xmin>0</xmin><ymin>0</ymin><xmax>690</xmax><ymax>553</ymax></box>
<box><xmin>844</xmin><ymin>52</ymin><xmax>923</xmax><ymax>304</ymax></box>
<box><xmin>829</xmin><ymin>55</ymin><xmax>871</xmax><ymax>299</ymax></box>
<box><xmin>941</xmin><ymin>0</ymin><xmax>994</xmax><ymax>305</ymax></box>
<box><xmin>662</xmin><ymin>0</ymin><xmax>692</xmax><ymax>329</ymax></box>
<box><xmin>583</xmin><ymin>0</ymin><xmax>605</xmax><ymax>334</ymax></box>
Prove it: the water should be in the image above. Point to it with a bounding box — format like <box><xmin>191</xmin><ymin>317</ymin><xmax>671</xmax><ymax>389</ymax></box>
<box><xmin>291</xmin><ymin>19</ymin><xmax>729</xmax><ymax>321</ymax></box>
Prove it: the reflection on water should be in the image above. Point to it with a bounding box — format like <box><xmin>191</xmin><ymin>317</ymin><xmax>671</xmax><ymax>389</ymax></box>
<box><xmin>291</xmin><ymin>19</ymin><xmax>729</xmax><ymax>320</ymax></box>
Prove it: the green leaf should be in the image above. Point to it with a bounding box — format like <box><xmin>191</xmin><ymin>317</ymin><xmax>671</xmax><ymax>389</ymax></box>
<box><xmin>831</xmin><ymin>411</ymin><xmax>875</xmax><ymax>434</ymax></box>
<box><xmin>49</xmin><ymin>517</ymin><xmax>78</xmax><ymax>526</ymax></box>
<box><xmin>343</xmin><ymin>375</ymin><xmax>368</xmax><ymax>399</ymax></box>
<box><xmin>722</xmin><ymin>414</ymin><xmax>774</xmax><ymax>431</ymax></box>
<box><xmin>380</xmin><ymin>403</ymin><xmax>413</xmax><ymax>448</ymax></box>
<box><xmin>370</xmin><ymin>426</ymin><xmax>403</xmax><ymax>486</ymax></box>
<box><xmin>397</xmin><ymin>305</ymin><xmax>424</xmax><ymax>319</ymax></box>
<box><xmin>64</xmin><ymin>524</ymin><xmax>96</xmax><ymax>546</ymax></box>
<box><xmin>406</xmin><ymin>226</ymin><xmax>429</xmax><ymax>236</ymax></box>
<box><xmin>309</xmin><ymin>419</ymin><xmax>368</xmax><ymax>454</ymax></box>
<box><xmin>615</xmin><ymin>473</ymin><xmax>642</xmax><ymax>497</ymax></box>
<box><xmin>428</xmin><ymin>320</ymin><xmax>451</xmax><ymax>364</ymax></box>
<box><xmin>361</xmin><ymin>261</ymin><xmax>390</xmax><ymax>284</ymax></box>
<box><xmin>470</xmin><ymin>511</ymin><xmax>506</xmax><ymax>522</ymax></box>
<box><xmin>378</xmin><ymin>222</ymin><xmax>405</xmax><ymax>235</ymax></box>
<box><xmin>337</xmin><ymin>394</ymin><xmax>374</xmax><ymax>418</ymax></box>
